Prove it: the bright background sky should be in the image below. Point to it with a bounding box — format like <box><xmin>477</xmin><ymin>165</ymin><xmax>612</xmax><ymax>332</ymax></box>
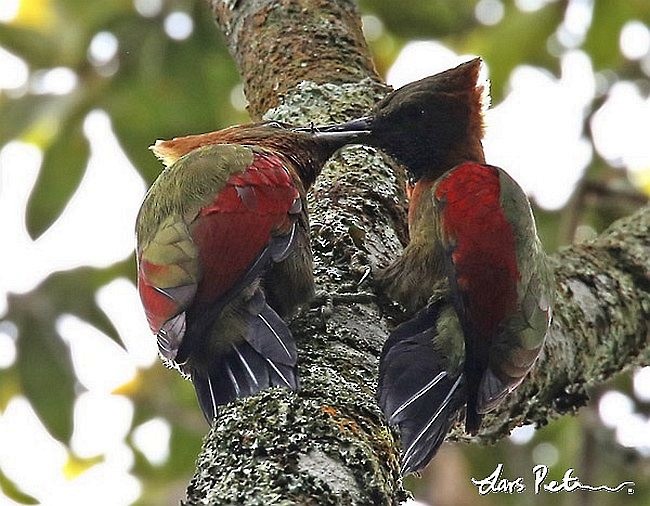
<box><xmin>0</xmin><ymin>0</ymin><xmax>649</xmax><ymax>504</ymax></box>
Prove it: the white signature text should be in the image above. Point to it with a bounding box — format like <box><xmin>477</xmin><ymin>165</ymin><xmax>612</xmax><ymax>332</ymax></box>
<box><xmin>470</xmin><ymin>464</ymin><xmax>635</xmax><ymax>495</ymax></box>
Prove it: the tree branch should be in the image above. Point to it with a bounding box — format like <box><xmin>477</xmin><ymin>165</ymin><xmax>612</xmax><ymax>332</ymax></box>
<box><xmin>210</xmin><ymin>0</ymin><xmax>380</xmax><ymax>116</ymax></box>
<box><xmin>184</xmin><ymin>1</ymin><xmax>649</xmax><ymax>503</ymax></box>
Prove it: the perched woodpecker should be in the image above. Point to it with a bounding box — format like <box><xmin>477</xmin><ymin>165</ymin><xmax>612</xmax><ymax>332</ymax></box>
<box><xmin>309</xmin><ymin>58</ymin><xmax>489</xmax><ymax>309</ymax></box>
<box><xmin>313</xmin><ymin>59</ymin><xmax>553</xmax><ymax>472</ymax></box>
<box><xmin>378</xmin><ymin>162</ymin><xmax>554</xmax><ymax>474</ymax></box>
<box><xmin>136</xmin><ymin>121</ymin><xmax>368</xmax><ymax>422</ymax></box>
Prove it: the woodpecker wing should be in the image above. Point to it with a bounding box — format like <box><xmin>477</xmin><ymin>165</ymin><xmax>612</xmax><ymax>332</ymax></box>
<box><xmin>185</xmin><ymin>149</ymin><xmax>301</xmax><ymax>308</ymax></box>
<box><xmin>137</xmin><ymin>215</ymin><xmax>199</xmax><ymax>361</ymax></box>
<box><xmin>263</xmin><ymin>194</ymin><xmax>316</xmax><ymax>318</ymax></box>
<box><xmin>475</xmin><ymin>169</ymin><xmax>553</xmax><ymax>413</ymax></box>
<box><xmin>136</xmin><ymin>144</ymin><xmax>301</xmax><ymax>421</ymax></box>
<box><xmin>433</xmin><ymin>162</ymin><xmax>522</xmax><ymax>433</ymax></box>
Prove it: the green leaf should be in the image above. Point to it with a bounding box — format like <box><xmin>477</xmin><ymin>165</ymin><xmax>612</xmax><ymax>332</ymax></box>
<box><xmin>0</xmin><ymin>467</ymin><xmax>39</xmax><ymax>505</ymax></box>
<box><xmin>0</xmin><ymin>94</ymin><xmax>60</xmax><ymax>145</ymax></box>
<box><xmin>26</xmin><ymin>124</ymin><xmax>89</xmax><ymax>239</ymax></box>
<box><xmin>43</xmin><ymin>264</ymin><xmax>133</xmax><ymax>348</ymax></box>
<box><xmin>14</xmin><ymin>309</ymin><xmax>76</xmax><ymax>442</ymax></box>
<box><xmin>584</xmin><ymin>0</ymin><xmax>650</xmax><ymax>70</ymax></box>
<box><xmin>9</xmin><ymin>262</ymin><xmax>133</xmax><ymax>441</ymax></box>
<box><xmin>0</xmin><ymin>24</ymin><xmax>58</xmax><ymax>67</ymax></box>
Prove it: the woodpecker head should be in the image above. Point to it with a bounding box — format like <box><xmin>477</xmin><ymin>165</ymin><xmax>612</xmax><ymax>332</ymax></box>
<box><xmin>315</xmin><ymin>58</ymin><xmax>488</xmax><ymax>182</ymax></box>
<box><xmin>149</xmin><ymin>120</ymin><xmax>370</xmax><ymax>188</ymax></box>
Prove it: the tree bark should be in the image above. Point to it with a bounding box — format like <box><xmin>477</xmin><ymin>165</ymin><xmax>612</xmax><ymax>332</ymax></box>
<box><xmin>184</xmin><ymin>1</ymin><xmax>650</xmax><ymax>504</ymax></box>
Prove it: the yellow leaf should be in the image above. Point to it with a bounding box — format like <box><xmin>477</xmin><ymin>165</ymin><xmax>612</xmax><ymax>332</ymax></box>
<box><xmin>630</xmin><ymin>168</ymin><xmax>650</xmax><ymax>197</ymax></box>
<box><xmin>21</xmin><ymin>116</ymin><xmax>60</xmax><ymax>148</ymax></box>
<box><xmin>0</xmin><ymin>376</ymin><xmax>21</xmax><ymax>412</ymax></box>
<box><xmin>62</xmin><ymin>453</ymin><xmax>104</xmax><ymax>480</ymax></box>
<box><xmin>14</xmin><ymin>0</ymin><xmax>56</xmax><ymax>29</ymax></box>
<box><xmin>112</xmin><ymin>372</ymin><xmax>143</xmax><ymax>396</ymax></box>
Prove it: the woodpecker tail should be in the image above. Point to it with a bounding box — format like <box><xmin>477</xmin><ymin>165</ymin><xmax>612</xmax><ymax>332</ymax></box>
<box><xmin>378</xmin><ymin>300</ymin><xmax>466</xmax><ymax>474</ymax></box>
<box><xmin>191</xmin><ymin>291</ymin><xmax>298</xmax><ymax>424</ymax></box>
<box><xmin>463</xmin><ymin>366</ymin><xmax>483</xmax><ymax>436</ymax></box>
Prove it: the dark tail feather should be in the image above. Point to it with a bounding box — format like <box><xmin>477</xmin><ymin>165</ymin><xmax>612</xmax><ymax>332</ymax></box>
<box><xmin>245</xmin><ymin>292</ymin><xmax>297</xmax><ymax>367</ymax></box>
<box><xmin>378</xmin><ymin>302</ymin><xmax>466</xmax><ymax>474</ymax></box>
<box><xmin>464</xmin><ymin>370</ymin><xmax>483</xmax><ymax>435</ymax></box>
<box><xmin>192</xmin><ymin>341</ymin><xmax>267</xmax><ymax>423</ymax></box>
<box><xmin>193</xmin><ymin>292</ymin><xmax>298</xmax><ymax>424</ymax></box>
<box><xmin>400</xmin><ymin>373</ymin><xmax>465</xmax><ymax>475</ymax></box>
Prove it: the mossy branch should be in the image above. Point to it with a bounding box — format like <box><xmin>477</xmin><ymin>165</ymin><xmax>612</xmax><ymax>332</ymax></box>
<box><xmin>184</xmin><ymin>1</ymin><xmax>650</xmax><ymax>504</ymax></box>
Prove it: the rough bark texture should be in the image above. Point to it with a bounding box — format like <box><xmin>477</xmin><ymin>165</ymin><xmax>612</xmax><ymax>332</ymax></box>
<box><xmin>184</xmin><ymin>1</ymin><xmax>650</xmax><ymax>504</ymax></box>
<box><xmin>211</xmin><ymin>0</ymin><xmax>380</xmax><ymax>116</ymax></box>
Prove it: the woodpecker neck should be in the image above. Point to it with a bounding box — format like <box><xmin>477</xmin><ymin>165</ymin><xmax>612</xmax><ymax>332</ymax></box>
<box><xmin>436</xmin><ymin>136</ymin><xmax>486</xmax><ymax>177</ymax></box>
<box><xmin>254</xmin><ymin>134</ymin><xmax>338</xmax><ymax>189</ymax></box>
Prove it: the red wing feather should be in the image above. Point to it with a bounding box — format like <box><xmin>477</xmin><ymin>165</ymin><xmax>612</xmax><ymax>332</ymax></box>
<box><xmin>138</xmin><ymin>267</ymin><xmax>181</xmax><ymax>333</ymax></box>
<box><xmin>137</xmin><ymin>151</ymin><xmax>299</xmax><ymax>334</ymax></box>
<box><xmin>190</xmin><ymin>152</ymin><xmax>299</xmax><ymax>304</ymax></box>
<box><xmin>435</xmin><ymin>162</ymin><xmax>519</xmax><ymax>338</ymax></box>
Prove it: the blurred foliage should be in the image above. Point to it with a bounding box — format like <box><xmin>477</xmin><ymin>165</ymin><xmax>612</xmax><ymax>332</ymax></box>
<box><xmin>0</xmin><ymin>0</ymin><xmax>648</xmax><ymax>504</ymax></box>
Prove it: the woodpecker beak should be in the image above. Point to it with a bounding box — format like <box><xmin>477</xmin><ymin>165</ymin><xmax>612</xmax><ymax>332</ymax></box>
<box><xmin>318</xmin><ymin>116</ymin><xmax>374</xmax><ymax>132</ymax></box>
<box><xmin>293</xmin><ymin>117</ymin><xmax>373</xmax><ymax>143</ymax></box>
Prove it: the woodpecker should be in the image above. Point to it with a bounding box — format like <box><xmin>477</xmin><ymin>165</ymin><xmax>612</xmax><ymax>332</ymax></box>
<box><xmin>378</xmin><ymin>162</ymin><xmax>554</xmax><ymax>474</ymax></box>
<box><xmin>310</xmin><ymin>58</ymin><xmax>489</xmax><ymax>309</ymax></box>
<box><xmin>315</xmin><ymin>59</ymin><xmax>554</xmax><ymax>473</ymax></box>
<box><xmin>136</xmin><ymin>121</ymin><xmax>368</xmax><ymax>423</ymax></box>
